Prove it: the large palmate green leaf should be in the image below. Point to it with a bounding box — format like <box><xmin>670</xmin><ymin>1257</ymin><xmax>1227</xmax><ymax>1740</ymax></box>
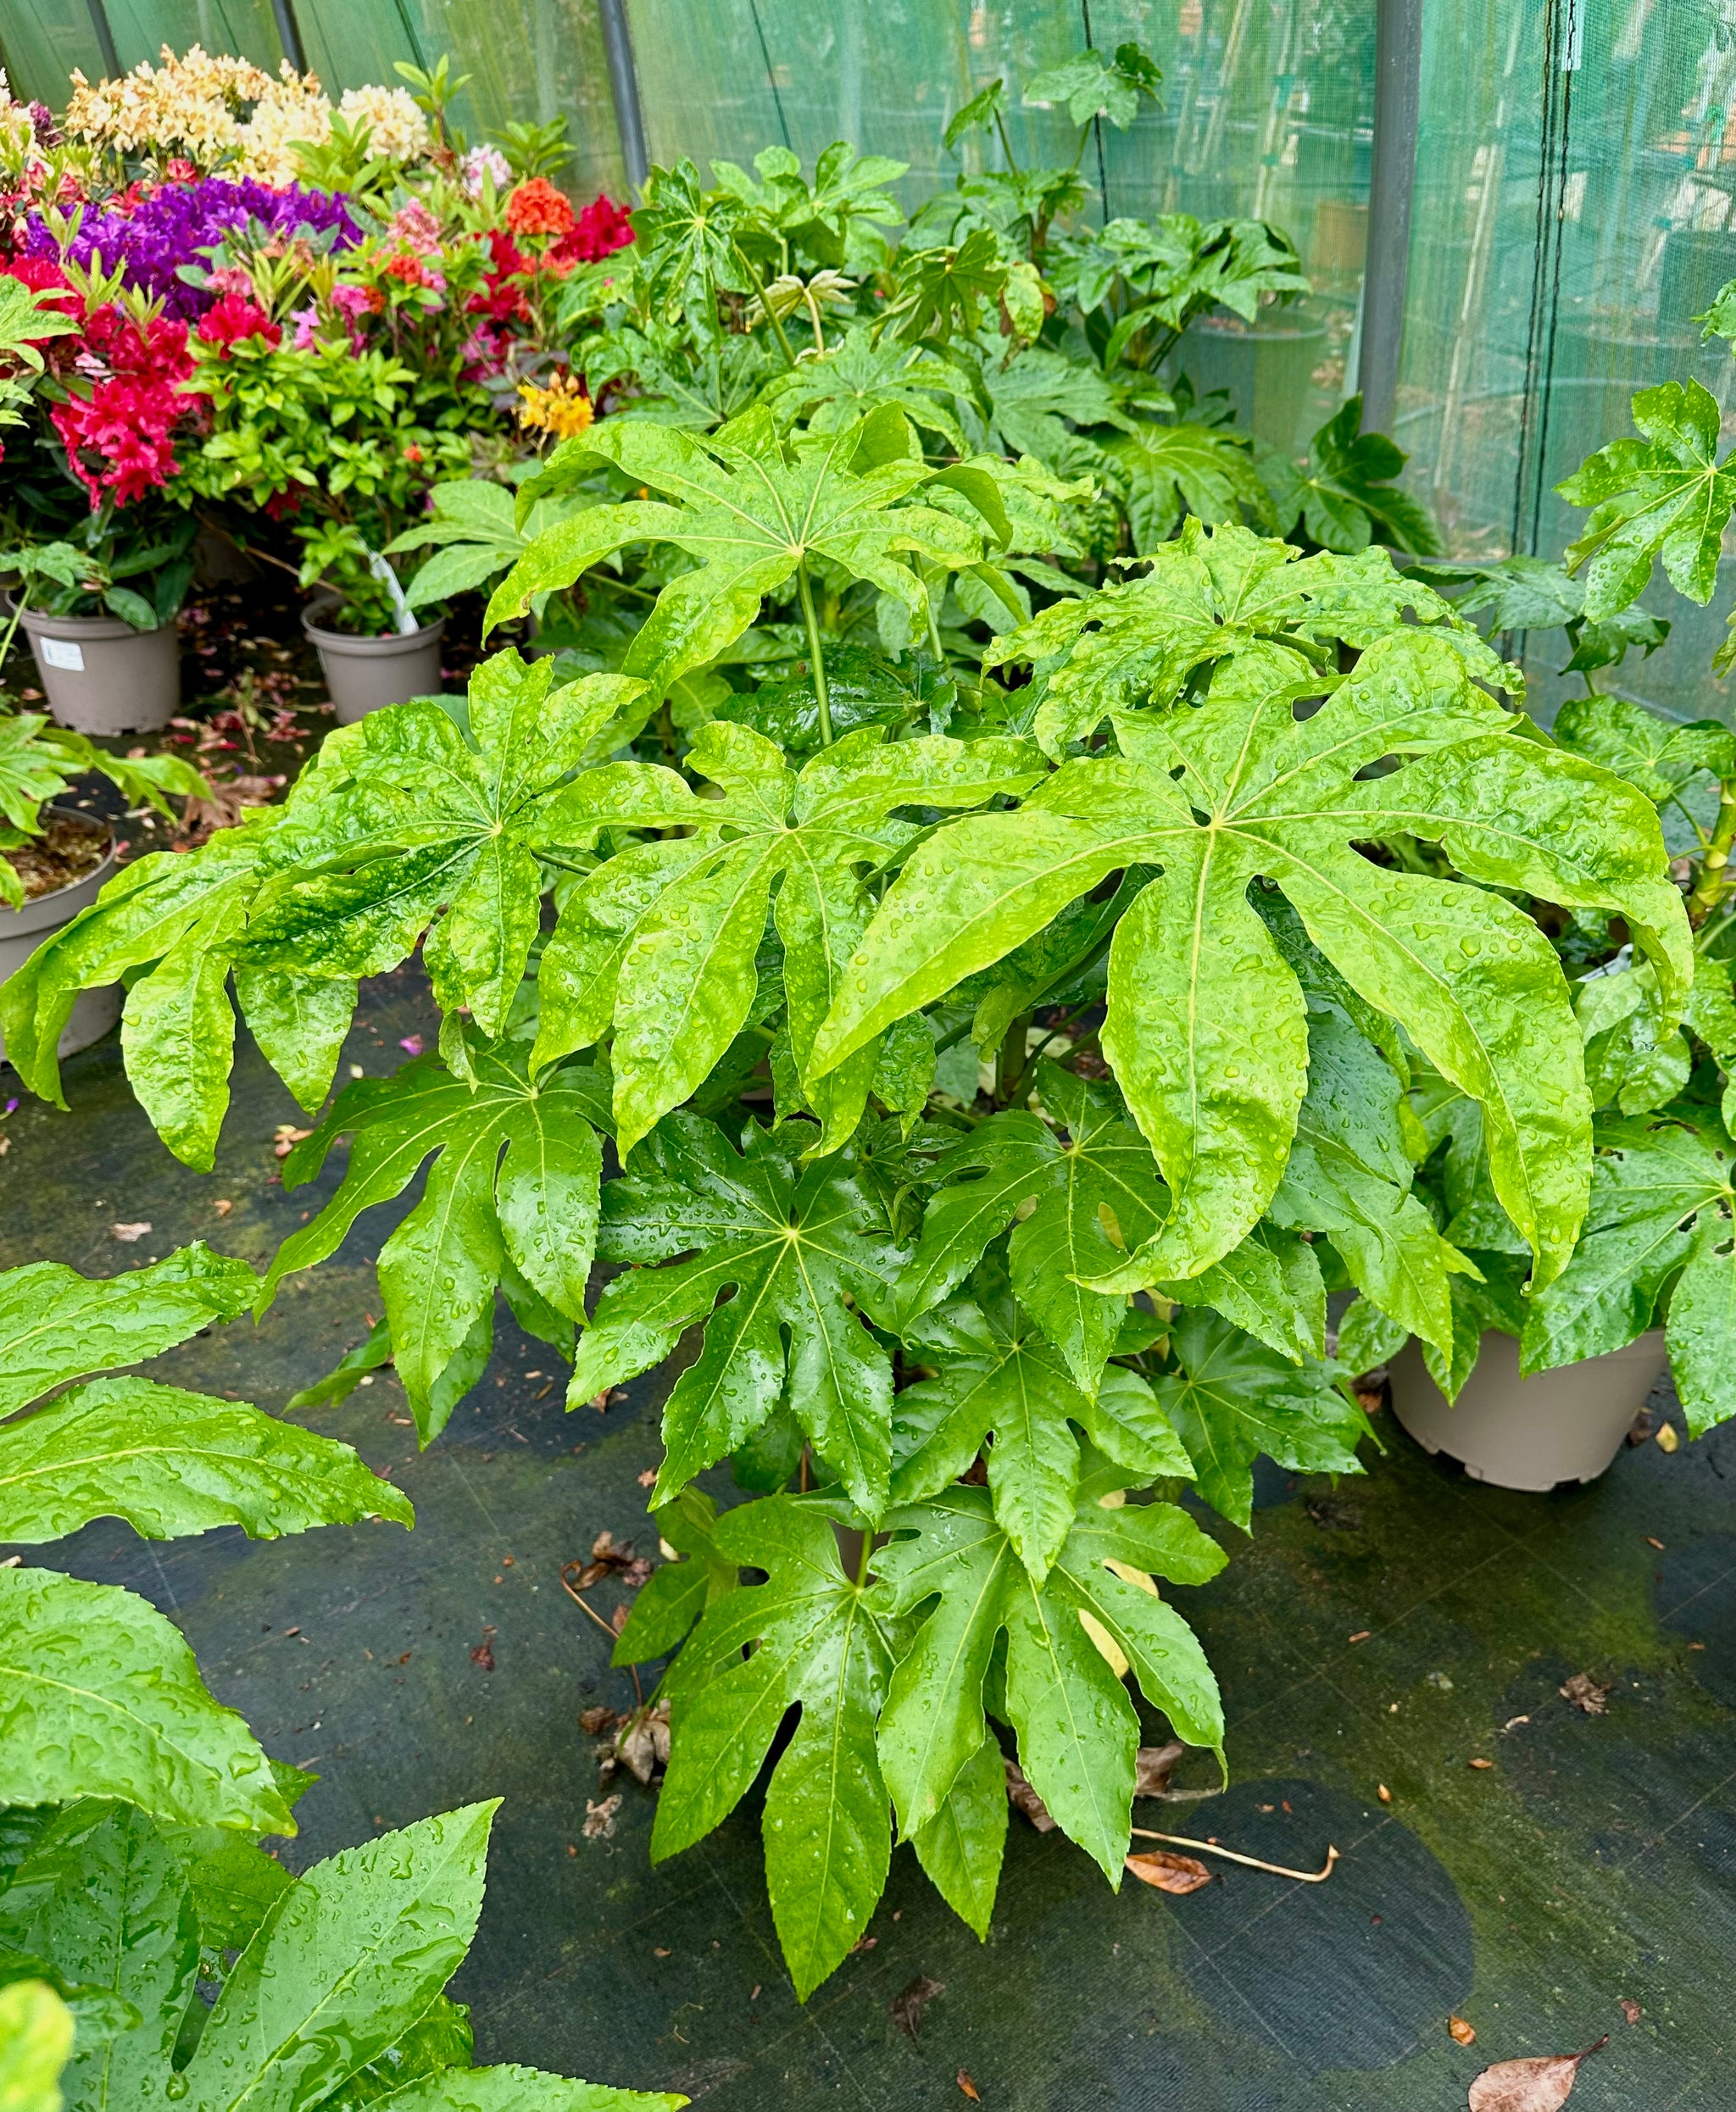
<box><xmin>1548</xmin><ymin>692</ymin><xmax>1735</xmax><ymax>809</ymax></box>
<box><xmin>531</xmin><ymin>719</ymin><xmax>1042</xmax><ymax>1152</ymax></box>
<box><xmin>760</xmin><ymin>325</ymin><xmax>968</xmax><ymax>450</ymax></box>
<box><xmin>815</xmin><ymin>625</ymin><xmax>1691</xmax><ymax>1290</ymax></box>
<box><xmin>1268</xmin><ymin>1010</ymin><xmax>1475</xmax><ymax>1355</ymax></box>
<box><xmin>1101</xmin><ymin>420</ymin><xmax>1267</xmax><ymax>553</ymax></box>
<box><xmin>0</xmin><ymin>1246</ymin><xmax>256</xmax><ymax>1418</ymax></box>
<box><xmin>1559</xmin><ymin>379</ymin><xmax>1736</xmax><ymax>620</ymax></box>
<box><xmin>645</xmin><ymin>1496</ymin><xmax>896</xmax><ymax>2001</ymax></box>
<box><xmin>889</xmin><ymin>1058</ymin><xmax>1165</xmax><ymax>1387</ymax></box>
<box><xmin>0</xmin><ymin>1569</ymin><xmax>293</xmax><ymax>1833</ymax></box>
<box><xmin>570</xmin><ymin>1117</ymin><xmax>905</xmax><ymax>1515</ymax></box>
<box><xmin>0</xmin><ymin>1378</ymin><xmax>411</xmax><ymax>1543</ymax></box>
<box><xmin>241</xmin><ymin>654</ymin><xmax>648</xmax><ymax>1043</ymax></box>
<box><xmin>873</xmin><ymin>1467</ymin><xmax>1224</xmax><ymax>1889</ymax></box>
<box><xmin>891</xmin><ymin>1287</ymin><xmax>1192</xmax><ymax>1581</ymax></box>
<box><xmin>264</xmin><ymin>1041</ymin><xmax>608</xmax><ymax>1441</ymax></box>
<box><xmin>1522</xmin><ymin>1113</ymin><xmax>1736</xmax><ymax>1437</ymax></box>
<box><xmin>1149</xmin><ymin>1309</ymin><xmax>1366</xmax><ymax>1531</ymax></box>
<box><xmin>1260</xmin><ymin>395</ymin><xmax>1438</xmax><ymax>555</ymax></box>
<box><xmin>609</xmin><ymin>1489</ymin><xmax>737</xmax><ymax>1667</ymax></box>
<box><xmin>385</xmin><ymin>477</ymin><xmax>588</xmax><ymax>612</ymax></box>
<box><xmin>982</xmin><ymin>520</ymin><xmax>1506</xmax><ymax>756</ymax></box>
<box><xmin>376</xmin><ymin>2072</ymin><xmax>688</xmax><ymax>2109</ymax></box>
<box><xmin>486</xmin><ymin>405</ymin><xmax>999</xmax><ymax>696</ymax></box>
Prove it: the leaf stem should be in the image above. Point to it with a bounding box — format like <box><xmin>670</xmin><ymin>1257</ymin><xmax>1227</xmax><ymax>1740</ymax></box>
<box><xmin>1129</xmin><ymin>1826</ymin><xmax>1340</xmax><ymax>1883</ymax></box>
<box><xmin>1689</xmin><ymin>778</ymin><xmax>1736</xmax><ymax>924</ymax></box>
<box><xmin>733</xmin><ymin>242</ymin><xmax>798</xmax><ymax>368</ymax></box>
<box><xmin>993</xmin><ymin>108</ymin><xmax>1021</xmax><ymax>178</ymax></box>
<box><xmin>796</xmin><ymin>559</ymin><xmax>833</xmax><ymax>747</ymax></box>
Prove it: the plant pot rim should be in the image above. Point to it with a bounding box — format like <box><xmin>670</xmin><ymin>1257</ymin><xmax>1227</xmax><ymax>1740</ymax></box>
<box><xmin>9</xmin><ymin>600</ymin><xmax>173</xmax><ymax>641</ymax></box>
<box><xmin>301</xmin><ymin>608</ymin><xmax>446</xmax><ymax>653</ymax></box>
<box><xmin>2</xmin><ymin>806</ymin><xmax>117</xmax><ymax>933</ymax></box>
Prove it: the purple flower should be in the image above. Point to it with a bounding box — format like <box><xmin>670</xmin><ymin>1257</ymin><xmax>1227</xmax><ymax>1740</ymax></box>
<box><xmin>26</xmin><ymin>177</ymin><xmax>361</xmax><ymax>320</ymax></box>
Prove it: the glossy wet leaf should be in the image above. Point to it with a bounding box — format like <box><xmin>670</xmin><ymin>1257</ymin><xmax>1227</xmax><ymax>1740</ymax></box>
<box><xmin>1522</xmin><ymin>1114</ymin><xmax>1736</xmax><ymax>1437</ymax></box>
<box><xmin>652</xmin><ymin>1497</ymin><xmax>895</xmax><ymax>2001</ymax></box>
<box><xmin>263</xmin><ymin>1042</ymin><xmax>606</xmax><ymax>1441</ymax></box>
<box><xmin>816</xmin><ymin>626</ymin><xmax>1689</xmax><ymax>1290</ymax></box>
<box><xmin>611</xmin><ymin>1489</ymin><xmax>737</xmax><ymax>1665</ymax></box>
<box><xmin>570</xmin><ymin>1116</ymin><xmax>904</xmax><ymax>1516</ymax></box>
<box><xmin>1559</xmin><ymin>379</ymin><xmax>1736</xmax><ymax>618</ymax></box>
<box><xmin>0</xmin><ymin>1377</ymin><xmax>411</xmax><ymax>1543</ymax></box>
<box><xmin>175</xmin><ymin>1802</ymin><xmax>498</xmax><ymax>2112</ymax></box>
<box><xmin>1102</xmin><ymin>420</ymin><xmax>1267</xmax><ymax>554</ymax></box>
<box><xmin>892</xmin><ymin>1058</ymin><xmax>1164</xmax><ymax>1388</ymax></box>
<box><xmin>0</xmin><ymin>1801</ymin><xmax>196</xmax><ymax>2112</ymax></box>
<box><xmin>0</xmin><ymin>1568</ymin><xmax>292</xmax><ymax>1833</ymax></box>
<box><xmin>1549</xmin><ymin>692</ymin><xmax>1734</xmax><ymax>806</ymax></box>
<box><xmin>485</xmin><ymin>407</ymin><xmax>994</xmax><ymax>697</ymax></box>
<box><xmin>907</xmin><ymin>1735</ymin><xmax>1007</xmax><ymax>1940</ymax></box>
<box><xmin>1150</xmin><ymin>1309</ymin><xmax>1366</xmax><ymax>1531</ymax></box>
<box><xmin>982</xmin><ymin>520</ymin><xmax>1500</xmax><ymax>755</ymax></box>
<box><xmin>374</xmin><ymin>2070</ymin><xmax>689</xmax><ymax>2109</ymax></box>
<box><xmin>874</xmin><ymin>1471</ymin><xmax>1224</xmax><ymax>1883</ymax></box>
<box><xmin>892</xmin><ymin>1289</ymin><xmax>1191</xmax><ymax>1582</ymax></box>
<box><xmin>534</xmin><ymin>720</ymin><xmax>1040</xmax><ymax>1153</ymax></box>
<box><xmin>0</xmin><ymin>1246</ymin><xmax>256</xmax><ymax>1419</ymax></box>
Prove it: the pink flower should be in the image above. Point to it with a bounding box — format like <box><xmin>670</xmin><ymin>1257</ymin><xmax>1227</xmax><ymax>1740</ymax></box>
<box><xmin>291</xmin><ymin>302</ymin><xmax>320</xmax><ymax>349</ymax></box>
<box><xmin>386</xmin><ymin>198</ymin><xmax>443</xmax><ymax>253</ymax></box>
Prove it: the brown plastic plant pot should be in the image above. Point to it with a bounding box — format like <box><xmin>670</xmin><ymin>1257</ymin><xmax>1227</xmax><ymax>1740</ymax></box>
<box><xmin>302</xmin><ymin>608</ymin><xmax>446</xmax><ymax>724</ymax></box>
<box><xmin>16</xmin><ymin>605</ymin><xmax>180</xmax><ymax>735</ymax></box>
<box><xmin>1388</xmin><ymin>1327</ymin><xmax>1669</xmax><ymax>1492</ymax></box>
<box><xmin>0</xmin><ymin>814</ymin><xmax>120</xmax><ymax>1069</ymax></box>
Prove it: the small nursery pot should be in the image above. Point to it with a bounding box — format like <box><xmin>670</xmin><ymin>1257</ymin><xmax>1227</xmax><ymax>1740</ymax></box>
<box><xmin>0</xmin><ymin>813</ymin><xmax>120</xmax><ymax>1068</ymax></box>
<box><xmin>16</xmin><ymin>605</ymin><xmax>180</xmax><ymax>735</ymax></box>
<box><xmin>303</xmin><ymin>608</ymin><xmax>446</xmax><ymax>725</ymax></box>
<box><xmin>1389</xmin><ymin>1328</ymin><xmax>1669</xmax><ymax>1492</ymax></box>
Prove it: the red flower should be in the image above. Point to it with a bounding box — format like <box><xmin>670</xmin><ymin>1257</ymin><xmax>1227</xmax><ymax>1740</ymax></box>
<box><xmin>552</xmin><ymin>193</ymin><xmax>635</xmax><ymax>268</ymax></box>
<box><xmin>504</xmin><ymin>176</ymin><xmax>576</xmax><ymax>239</ymax></box>
<box><xmin>466</xmin><ymin>228</ymin><xmax>532</xmax><ymax>322</ymax></box>
<box><xmin>50</xmin><ymin>307</ymin><xmax>199</xmax><ymax>507</ymax></box>
<box><xmin>163</xmin><ymin>157</ymin><xmax>198</xmax><ymax>185</ymax></box>
<box><xmin>196</xmin><ymin>292</ymin><xmax>281</xmax><ymax>353</ymax></box>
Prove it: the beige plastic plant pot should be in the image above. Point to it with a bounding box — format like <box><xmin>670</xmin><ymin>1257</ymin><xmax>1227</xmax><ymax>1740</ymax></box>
<box><xmin>303</xmin><ymin>608</ymin><xmax>446</xmax><ymax>725</ymax></box>
<box><xmin>17</xmin><ymin>606</ymin><xmax>180</xmax><ymax>735</ymax></box>
<box><xmin>1388</xmin><ymin>1328</ymin><xmax>1669</xmax><ymax>1492</ymax></box>
<box><xmin>0</xmin><ymin>814</ymin><xmax>120</xmax><ymax>1068</ymax></box>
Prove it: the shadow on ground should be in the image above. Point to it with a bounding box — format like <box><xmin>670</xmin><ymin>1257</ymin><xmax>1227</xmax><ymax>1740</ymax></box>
<box><xmin>3</xmin><ymin>971</ymin><xmax>1732</xmax><ymax>2111</ymax></box>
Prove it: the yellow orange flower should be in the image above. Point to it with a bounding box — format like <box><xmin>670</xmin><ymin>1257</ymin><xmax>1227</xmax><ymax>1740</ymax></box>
<box><xmin>516</xmin><ymin>373</ymin><xmax>594</xmax><ymax>442</ymax></box>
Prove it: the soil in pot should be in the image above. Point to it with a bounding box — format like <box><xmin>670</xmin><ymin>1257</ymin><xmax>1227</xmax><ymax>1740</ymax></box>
<box><xmin>0</xmin><ymin>810</ymin><xmax>120</xmax><ymax>1065</ymax></box>
<box><xmin>4</xmin><ymin>810</ymin><xmax>109</xmax><ymax>901</ymax></box>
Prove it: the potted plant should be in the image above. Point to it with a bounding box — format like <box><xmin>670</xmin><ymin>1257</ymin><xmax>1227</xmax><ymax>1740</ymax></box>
<box><xmin>1370</xmin><ymin>304</ymin><xmax>1736</xmax><ymax>1487</ymax></box>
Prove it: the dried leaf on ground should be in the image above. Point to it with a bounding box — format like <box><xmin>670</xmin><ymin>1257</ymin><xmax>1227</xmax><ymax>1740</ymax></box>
<box><xmin>1124</xmin><ymin>1848</ymin><xmax>1211</xmax><ymax>1894</ymax></box>
<box><xmin>1004</xmin><ymin>1754</ymin><xmax>1055</xmax><ymax>1831</ymax></box>
<box><xmin>1655</xmin><ymin>1421</ymin><xmax>1679</xmax><ymax>1453</ymax></box>
<box><xmin>956</xmin><ymin>2073</ymin><xmax>982</xmax><ymax>2104</ymax></box>
<box><xmin>1619</xmin><ymin>1998</ymin><xmax>1641</xmax><ymax>2025</ymax></box>
<box><xmin>617</xmin><ymin>1699</ymin><xmax>672</xmax><ymax>1784</ymax></box>
<box><xmin>1134</xmin><ymin>1740</ymin><xmax>1186</xmax><ymax>1797</ymax></box>
<box><xmin>110</xmin><ymin>1221</ymin><xmax>152</xmax><ymax>1242</ymax></box>
<box><xmin>1467</xmin><ymin>2038</ymin><xmax>1606</xmax><ymax>2111</ymax></box>
<box><xmin>582</xmin><ymin>1792</ymin><xmax>623</xmax><ymax>1840</ymax></box>
<box><xmin>890</xmin><ymin>1975</ymin><xmax>945</xmax><ymax>2043</ymax></box>
<box><xmin>1449</xmin><ymin>2016</ymin><xmax>1477</xmax><ymax>2045</ymax></box>
<box><xmin>469</xmin><ymin>1640</ymin><xmax>495</xmax><ymax>1670</ymax></box>
<box><xmin>580</xmin><ymin>1704</ymin><xmax>619</xmax><ymax>1736</ymax></box>
<box><xmin>1560</xmin><ymin>1672</ymin><xmax>1611</xmax><ymax>1715</ymax></box>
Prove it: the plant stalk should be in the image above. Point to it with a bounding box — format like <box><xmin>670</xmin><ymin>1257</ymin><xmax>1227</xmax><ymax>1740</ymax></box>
<box><xmin>733</xmin><ymin>242</ymin><xmax>798</xmax><ymax>368</ymax></box>
<box><xmin>795</xmin><ymin>559</ymin><xmax>833</xmax><ymax>747</ymax></box>
<box><xmin>1689</xmin><ymin>778</ymin><xmax>1736</xmax><ymax>925</ymax></box>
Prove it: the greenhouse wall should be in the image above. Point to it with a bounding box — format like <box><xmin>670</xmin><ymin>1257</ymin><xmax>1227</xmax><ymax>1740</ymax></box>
<box><xmin>4</xmin><ymin>0</ymin><xmax>1732</xmax><ymax>720</ymax></box>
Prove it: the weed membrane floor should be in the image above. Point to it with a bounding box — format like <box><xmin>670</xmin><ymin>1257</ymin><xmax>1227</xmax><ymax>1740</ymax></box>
<box><xmin>4</xmin><ymin>970</ymin><xmax>1733</xmax><ymax>2111</ymax></box>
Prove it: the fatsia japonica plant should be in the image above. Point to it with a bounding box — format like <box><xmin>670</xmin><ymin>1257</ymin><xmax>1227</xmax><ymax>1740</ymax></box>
<box><xmin>0</xmin><ymin>1251</ymin><xmax>682</xmax><ymax>2109</ymax></box>
<box><xmin>1399</xmin><ymin>278</ymin><xmax>1736</xmax><ymax>1436</ymax></box>
<box><xmin>0</xmin><ymin>406</ymin><xmax>1692</xmax><ymax>1998</ymax></box>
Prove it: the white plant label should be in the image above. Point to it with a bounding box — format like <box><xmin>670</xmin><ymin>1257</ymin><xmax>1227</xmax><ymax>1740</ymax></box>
<box><xmin>38</xmin><ymin>638</ymin><xmax>84</xmax><ymax>671</ymax></box>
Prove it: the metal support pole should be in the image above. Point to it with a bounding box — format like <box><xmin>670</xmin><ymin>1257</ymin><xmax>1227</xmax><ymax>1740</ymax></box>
<box><xmin>598</xmin><ymin>0</ymin><xmax>649</xmax><ymax>194</ymax></box>
<box><xmin>1355</xmin><ymin>0</ymin><xmax>1423</xmax><ymax>437</ymax></box>
<box><xmin>270</xmin><ymin>0</ymin><xmax>307</xmax><ymax>74</ymax></box>
<box><xmin>83</xmin><ymin>0</ymin><xmax>120</xmax><ymax>79</ymax></box>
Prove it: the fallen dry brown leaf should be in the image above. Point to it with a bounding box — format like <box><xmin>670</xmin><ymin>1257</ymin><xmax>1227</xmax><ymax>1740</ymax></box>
<box><xmin>581</xmin><ymin>1792</ymin><xmax>621</xmax><ymax>1841</ymax></box>
<box><xmin>955</xmin><ymin>2072</ymin><xmax>981</xmax><ymax>2103</ymax></box>
<box><xmin>110</xmin><ymin>1221</ymin><xmax>152</xmax><ymax>1242</ymax></box>
<box><xmin>1134</xmin><ymin>1741</ymin><xmax>1186</xmax><ymax>1797</ymax></box>
<box><xmin>1125</xmin><ymin>1848</ymin><xmax>1212</xmax><ymax>1894</ymax></box>
<box><xmin>1449</xmin><ymin>2015</ymin><xmax>1477</xmax><ymax>2045</ymax></box>
<box><xmin>1655</xmin><ymin>1422</ymin><xmax>1679</xmax><ymax>1453</ymax></box>
<box><xmin>1004</xmin><ymin>1755</ymin><xmax>1055</xmax><ymax>1831</ymax></box>
<box><xmin>579</xmin><ymin>1705</ymin><xmax>618</xmax><ymax>1737</ymax></box>
<box><xmin>1467</xmin><ymin>2037</ymin><xmax>1606</xmax><ymax>2111</ymax></box>
<box><xmin>1619</xmin><ymin>1998</ymin><xmax>1641</xmax><ymax>2025</ymax></box>
<box><xmin>890</xmin><ymin>1974</ymin><xmax>944</xmax><ymax>2042</ymax></box>
<box><xmin>1560</xmin><ymin>1673</ymin><xmax>1611</xmax><ymax>1716</ymax></box>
